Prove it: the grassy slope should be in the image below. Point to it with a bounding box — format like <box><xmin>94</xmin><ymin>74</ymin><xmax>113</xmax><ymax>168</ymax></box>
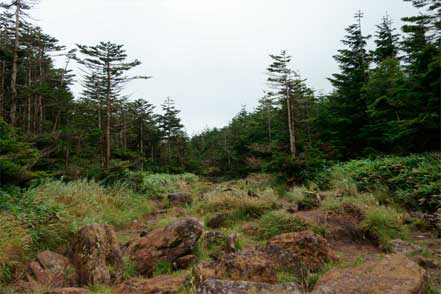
<box><xmin>1</xmin><ymin>153</ymin><xmax>440</xmax><ymax>293</ymax></box>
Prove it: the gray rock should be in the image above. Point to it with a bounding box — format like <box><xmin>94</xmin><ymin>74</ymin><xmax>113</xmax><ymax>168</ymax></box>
<box><xmin>197</xmin><ymin>278</ymin><xmax>302</xmax><ymax>294</ymax></box>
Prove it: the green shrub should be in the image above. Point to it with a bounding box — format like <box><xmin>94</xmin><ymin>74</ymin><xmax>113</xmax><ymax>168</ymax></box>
<box><xmin>257</xmin><ymin>211</ymin><xmax>310</xmax><ymax>240</ymax></box>
<box><xmin>123</xmin><ymin>172</ymin><xmax>199</xmax><ymax>196</ymax></box>
<box><xmin>153</xmin><ymin>260</ymin><xmax>174</xmax><ymax>276</ymax></box>
<box><xmin>361</xmin><ymin>206</ymin><xmax>409</xmax><ymax>250</ymax></box>
<box><xmin>320</xmin><ymin>153</ymin><xmax>441</xmax><ymax>212</ymax></box>
<box><xmin>199</xmin><ymin>193</ymin><xmax>279</xmax><ymax>222</ymax></box>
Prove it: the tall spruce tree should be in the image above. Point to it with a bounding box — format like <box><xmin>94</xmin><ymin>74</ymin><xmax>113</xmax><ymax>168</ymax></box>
<box><xmin>327</xmin><ymin>11</ymin><xmax>371</xmax><ymax>157</ymax></box>
<box><xmin>158</xmin><ymin>97</ymin><xmax>184</xmax><ymax>165</ymax></box>
<box><xmin>373</xmin><ymin>15</ymin><xmax>400</xmax><ymax>63</ymax></box>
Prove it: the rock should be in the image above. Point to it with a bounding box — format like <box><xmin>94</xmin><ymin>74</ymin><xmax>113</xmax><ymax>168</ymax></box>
<box><xmin>265</xmin><ymin>231</ymin><xmax>337</xmax><ymax>273</ymax></box>
<box><xmin>241</xmin><ymin>223</ymin><xmax>259</xmax><ymax>235</ymax></box>
<box><xmin>112</xmin><ymin>275</ymin><xmax>186</xmax><ymax>294</ymax></box>
<box><xmin>68</xmin><ymin>224</ymin><xmax>122</xmax><ymax>286</ymax></box>
<box><xmin>174</xmin><ymin>255</ymin><xmax>197</xmax><ymax>269</ymax></box>
<box><xmin>193</xmin><ymin>262</ymin><xmax>216</xmax><ymax>285</ymax></box>
<box><xmin>48</xmin><ymin>288</ymin><xmax>90</xmax><ymax>294</ymax></box>
<box><xmin>168</xmin><ymin>192</ymin><xmax>192</xmax><ymax>206</ymax></box>
<box><xmin>213</xmin><ymin>251</ymin><xmax>277</xmax><ymax>284</ymax></box>
<box><xmin>27</xmin><ymin>251</ymin><xmax>78</xmax><ymax>288</ymax></box>
<box><xmin>390</xmin><ymin>239</ymin><xmax>422</xmax><ymax>255</ymax></box>
<box><xmin>226</xmin><ymin>233</ymin><xmax>238</xmax><ymax>253</ymax></box>
<box><xmin>125</xmin><ymin>218</ymin><xmax>203</xmax><ymax>275</ymax></box>
<box><xmin>206</xmin><ymin>213</ymin><xmax>226</xmax><ymax>229</ymax></box>
<box><xmin>417</xmin><ymin>257</ymin><xmax>438</xmax><ymax>269</ymax></box>
<box><xmin>313</xmin><ymin>254</ymin><xmax>427</xmax><ymax>294</ymax></box>
<box><xmin>286</xmin><ymin>204</ymin><xmax>299</xmax><ymax>214</ymax></box>
<box><xmin>197</xmin><ymin>278</ymin><xmax>302</xmax><ymax>294</ymax></box>
<box><xmin>201</xmin><ymin>231</ymin><xmax>228</xmax><ymax>259</ymax></box>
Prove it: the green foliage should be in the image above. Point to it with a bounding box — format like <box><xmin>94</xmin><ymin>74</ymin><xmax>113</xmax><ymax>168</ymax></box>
<box><xmin>0</xmin><ymin>179</ymin><xmax>152</xmax><ymax>277</ymax></box>
<box><xmin>257</xmin><ymin>210</ymin><xmax>310</xmax><ymax>239</ymax></box>
<box><xmin>123</xmin><ymin>171</ymin><xmax>198</xmax><ymax>196</ymax></box>
<box><xmin>198</xmin><ymin>193</ymin><xmax>280</xmax><ymax>223</ymax></box>
<box><xmin>361</xmin><ymin>206</ymin><xmax>409</xmax><ymax>250</ymax></box>
<box><xmin>323</xmin><ymin>153</ymin><xmax>441</xmax><ymax>212</ymax></box>
<box><xmin>153</xmin><ymin>260</ymin><xmax>174</xmax><ymax>276</ymax></box>
<box><xmin>0</xmin><ymin>118</ymin><xmax>40</xmax><ymax>185</ymax></box>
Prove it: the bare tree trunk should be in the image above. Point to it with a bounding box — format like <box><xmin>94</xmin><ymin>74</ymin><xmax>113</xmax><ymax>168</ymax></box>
<box><xmin>285</xmin><ymin>77</ymin><xmax>296</xmax><ymax>158</ymax></box>
<box><xmin>26</xmin><ymin>59</ymin><xmax>32</xmax><ymax>132</ymax></box>
<box><xmin>0</xmin><ymin>61</ymin><xmax>5</xmax><ymax>118</ymax></box>
<box><xmin>10</xmin><ymin>0</ymin><xmax>20</xmax><ymax>126</ymax></box>
<box><xmin>105</xmin><ymin>61</ymin><xmax>111</xmax><ymax>170</ymax></box>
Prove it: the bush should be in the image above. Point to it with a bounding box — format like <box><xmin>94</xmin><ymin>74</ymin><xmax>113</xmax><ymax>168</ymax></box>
<box><xmin>257</xmin><ymin>211</ymin><xmax>310</xmax><ymax>239</ymax></box>
<box><xmin>123</xmin><ymin>172</ymin><xmax>199</xmax><ymax>196</ymax></box>
<box><xmin>199</xmin><ymin>193</ymin><xmax>279</xmax><ymax>222</ymax></box>
<box><xmin>361</xmin><ymin>206</ymin><xmax>409</xmax><ymax>250</ymax></box>
<box><xmin>320</xmin><ymin>153</ymin><xmax>441</xmax><ymax>212</ymax></box>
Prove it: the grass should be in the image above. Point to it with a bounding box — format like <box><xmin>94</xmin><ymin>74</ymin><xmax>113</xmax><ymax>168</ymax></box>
<box><xmin>196</xmin><ymin>193</ymin><xmax>279</xmax><ymax>223</ymax></box>
<box><xmin>257</xmin><ymin>210</ymin><xmax>310</xmax><ymax>240</ymax></box>
<box><xmin>0</xmin><ymin>179</ymin><xmax>153</xmax><ymax>282</ymax></box>
<box><xmin>153</xmin><ymin>260</ymin><xmax>174</xmax><ymax>276</ymax></box>
<box><xmin>124</xmin><ymin>172</ymin><xmax>199</xmax><ymax>196</ymax></box>
<box><xmin>361</xmin><ymin>206</ymin><xmax>410</xmax><ymax>250</ymax></box>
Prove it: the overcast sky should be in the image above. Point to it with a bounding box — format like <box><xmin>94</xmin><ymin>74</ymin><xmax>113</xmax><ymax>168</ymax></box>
<box><xmin>33</xmin><ymin>0</ymin><xmax>417</xmax><ymax>134</ymax></box>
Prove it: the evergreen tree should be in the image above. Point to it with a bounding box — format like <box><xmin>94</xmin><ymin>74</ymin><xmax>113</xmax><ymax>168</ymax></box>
<box><xmin>158</xmin><ymin>97</ymin><xmax>184</xmax><ymax>166</ymax></box>
<box><xmin>75</xmin><ymin>42</ymin><xmax>149</xmax><ymax>169</ymax></box>
<box><xmin>373</xmin><ymin>15</ymin><xmax>400</xmax><ymax>63</ymax></box>
<box><xmin>266</xmin><ymin>51</ymin><xmax>298</xmax><ymax>157</ymax></box>
<box><xmin>327</xmin><ymin>11</ymin><xmax>371</xmax><ymax>157</ymax></box>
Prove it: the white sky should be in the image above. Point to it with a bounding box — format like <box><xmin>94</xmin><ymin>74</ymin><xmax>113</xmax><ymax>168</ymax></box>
<box><xmin>33</xmin><ymin>0</ymin><xmax>417</xmax><ymax>134</ymax></box>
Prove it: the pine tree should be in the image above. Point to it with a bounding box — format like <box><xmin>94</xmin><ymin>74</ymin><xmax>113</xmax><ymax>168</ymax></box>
<box><xmin>266</xmin><ymin>51</ymin><xmax>297</xmax><ymax>158</ymax></box>
<box><xmin>158</xmin><ymin>97</ymin><xmax>184</xmax><ymax>165</ymax></box>
<box><xmin>327</xmin><ymin>11</ymin><xmax>371</xmax><ymax>157</ymax></box>
<box><xmin>0</xmin><ymin>0</ymin><xmax>38</xmax><ymax>126</ymax></box>
<box><xmin>76</xmin><ymin>42</ymin><xmax>149</xmax><ymax>169</ymax></box>
<box><xmin>373</xmin><ymin>15</ymin><xmax>400</xmax><ymax>63</ymax></box>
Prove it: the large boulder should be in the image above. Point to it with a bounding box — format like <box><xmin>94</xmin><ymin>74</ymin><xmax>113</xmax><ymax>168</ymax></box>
<box><xmin>313</xmin><ymin>254</ymin><xmax>427</xmax><ymax>294</ymax></box>
<box><xmin>68</xmin><ymin>224</ymin><xmax>122</xmax><ymax>286</ymax></box>
<box><xmin>125</xmin><ymin>218</ymin><xmax>203</xmax><ymax>275</ymax></box>
<box><xmin>26</xmin><ymin>251</ymin><xmax>78</xmax><ymax>289</ymax></box>
<box><xmin>168</xmin><ymin>192</ymin><xmax>193</xmax><ymax>206</ymax></box>
<box><xmin>112</xmin><ymin>275</ymin><xmax>186</xmax><ymax>294</ymax></box>
<box><xmin>194</xmin><ymin>251</ymin><xmax>278</xmax><ymax>284</ymax></box>
<box><xmin>197</xmin><ymin>279</ymin><xmax>302</xmax><ymax>294</ymax></box>
<box><xmin>265</xmin><ymin>231</ymin><xmax>337</xmax><ymax>273</ymax></box>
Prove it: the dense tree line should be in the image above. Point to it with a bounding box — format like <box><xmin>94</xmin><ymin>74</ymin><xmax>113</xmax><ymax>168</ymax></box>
<box><xmin>0</xmin><ymin>0</ymin><xmax>439</xmax><ymax>185</ymax></box>
<box><xmin>191</xmin><ymin>1</ymin><xmax>440</xmax><ymax>179</ymax></box>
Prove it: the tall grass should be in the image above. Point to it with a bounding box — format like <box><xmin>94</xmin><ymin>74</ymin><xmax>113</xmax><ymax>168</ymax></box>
<box><xmin>0</xmin><ymin>179</ymin><xmax>152</xmax><ymax>282</ymax></box>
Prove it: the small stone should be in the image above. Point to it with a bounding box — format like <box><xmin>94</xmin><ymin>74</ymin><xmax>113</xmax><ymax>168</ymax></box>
<box><xmin>174</xmin><ymin>255</ymin><xmax>197</xmax><ymax>269</ymax></box>
<box><xmin>206</xmin><ymin>213</ymin><xmax>226</xmax><ymax>229</ymax></box>
<box><xmin>390</xmin><ymin>239</ymin><xmax>421</xmax><ymax>255</ymax></box>
<box><xmin>168</xmin><ymin>192</ymin><xmax>192</xmax><ymax>206</ymax></box>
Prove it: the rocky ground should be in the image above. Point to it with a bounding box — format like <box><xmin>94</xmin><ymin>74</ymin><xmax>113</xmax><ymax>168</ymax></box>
<box><xmin>8</xmin><ymin>175</ymin><xmax>441</xmax><ymax>294</ymax></box>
